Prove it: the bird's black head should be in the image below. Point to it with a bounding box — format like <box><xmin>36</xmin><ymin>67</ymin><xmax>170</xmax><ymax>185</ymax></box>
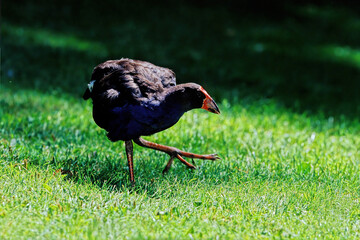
<box><xmin>170</xmin><ymin>83</ymin><xmax>220</xmax><ymax>114</ymax></box>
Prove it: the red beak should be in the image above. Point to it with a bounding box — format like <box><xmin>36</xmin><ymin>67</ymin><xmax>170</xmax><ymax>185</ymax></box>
<box><xmin>200</xmin><ymin>87</ymin><xmax>220</xmax><ymax>114</ymax></box>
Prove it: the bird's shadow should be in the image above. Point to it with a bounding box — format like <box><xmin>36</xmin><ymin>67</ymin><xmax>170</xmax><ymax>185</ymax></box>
<box><xmin>57</xmin><ymin>153</ymin><xmax>217</xmax><ymax>196</ymax></box>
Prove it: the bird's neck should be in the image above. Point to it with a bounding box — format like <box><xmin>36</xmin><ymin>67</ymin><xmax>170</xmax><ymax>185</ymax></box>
<box><xmin>162</xmin><ymin>85</ymin><xmax>195</xmax><ymax>113</ymax></box>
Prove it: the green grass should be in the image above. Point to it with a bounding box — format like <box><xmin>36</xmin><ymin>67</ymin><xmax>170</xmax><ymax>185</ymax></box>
<box><xmin>2</xmin><ymin>0</ymin><xmax>360</xmax><ymax>239</ymax></box>
<box><xmin>1</xmin><ymin>86</ymin><xmax>360</xmax><ymax>239</ymax></box>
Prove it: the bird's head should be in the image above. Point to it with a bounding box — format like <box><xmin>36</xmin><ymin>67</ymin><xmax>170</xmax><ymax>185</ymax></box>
<box><xmin>198</xmin><ymin>86</ymin><xmax>221</xmax><ymax>114</ymax></box>
<box><xmin>172</xmin><ymin>83</ymin><xmax>220</xmax><ymax>114</ymax></box>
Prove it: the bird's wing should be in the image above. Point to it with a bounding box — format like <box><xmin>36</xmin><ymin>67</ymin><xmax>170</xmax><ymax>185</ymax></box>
<box><xmin>83</xmin><ymin>59</ymin><xmax>176</xmax><ymax>106</ymax></box>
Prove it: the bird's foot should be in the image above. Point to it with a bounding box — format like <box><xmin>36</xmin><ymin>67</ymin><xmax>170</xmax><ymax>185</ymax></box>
<box><xmin>177</xmin><ymin>151</ymin><xmax>220</xmax><ymax>161</ymax></box>
<box><xmin>134</xmin><ymin>137</ymin><xmax>220</xmax><ymax>174</ymax></box>
<box><xmin>162</xmin><ymin>150</ymin><xmax>220</xmax><ymax>174</ymax></box>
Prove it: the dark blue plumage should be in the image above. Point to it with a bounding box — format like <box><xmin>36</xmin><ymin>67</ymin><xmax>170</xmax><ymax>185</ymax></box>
<box><xmin>106</xmin><ymin>98</ymin><xmax>186</xmax><ymax>141</ymax></box>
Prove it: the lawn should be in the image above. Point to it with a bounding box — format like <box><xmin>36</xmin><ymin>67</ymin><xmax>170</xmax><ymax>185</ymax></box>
<box><xmin>2</xmin><ymin>0</ymin><xmax>360</xmax><ymax>239</ymax></box>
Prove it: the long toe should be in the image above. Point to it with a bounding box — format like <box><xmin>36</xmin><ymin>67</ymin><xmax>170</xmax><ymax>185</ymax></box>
<box><xmin>178</xmin><ymin>151</ymin><xmax>221</xmax><ymax>160</ymax></box>
<box><xmin>205</xmin><ymin>153</ymin><xmax>221</xmax><ymax>160</ymax></box>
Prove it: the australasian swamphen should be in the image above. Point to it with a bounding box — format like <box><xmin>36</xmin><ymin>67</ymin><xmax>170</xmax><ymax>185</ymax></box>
<box><xmin>83</xmin><ymin>58</ymin><xmax>220</xmax><ymax>183</ymax></box>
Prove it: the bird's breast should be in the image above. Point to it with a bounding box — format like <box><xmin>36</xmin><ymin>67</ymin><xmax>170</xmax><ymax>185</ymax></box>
<box><xmin>103</xmin><ymin>103</ymin><xmax>185</xmax><ymax>141</ymax></box>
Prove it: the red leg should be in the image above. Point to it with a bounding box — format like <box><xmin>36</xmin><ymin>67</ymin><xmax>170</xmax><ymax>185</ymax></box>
<box><xmin>134</xmin><ymin>137</ymin><xmax>219</xmax><ymax>172</ymax></box>
<box><xmin>125</xmin><ymin>140</ymin><xmax>135</xmax><ymax>184</ymax></box>
<box><xmin>163</xmin><ymin>156</ymin><xmax>174</xmax><ymax>174</ymax></box>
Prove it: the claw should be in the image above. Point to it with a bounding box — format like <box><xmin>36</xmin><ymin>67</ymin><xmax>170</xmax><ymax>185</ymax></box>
<box><xmin>208</xmin><ymin>153</ymin><xmax>221</xmax><ymax>160</ymax></box>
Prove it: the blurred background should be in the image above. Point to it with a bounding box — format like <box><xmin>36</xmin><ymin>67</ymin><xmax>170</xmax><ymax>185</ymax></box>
<box><xmin>3</xmin><ymin>0</ymin><xmax>360</xmax><ymax>117</ymax></box>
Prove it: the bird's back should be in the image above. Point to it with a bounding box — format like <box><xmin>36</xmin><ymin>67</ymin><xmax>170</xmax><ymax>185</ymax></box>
<box><xmin>83</xmin><ymin>58</ymin><xmax>176</xmax><ymax>102</ymax></box>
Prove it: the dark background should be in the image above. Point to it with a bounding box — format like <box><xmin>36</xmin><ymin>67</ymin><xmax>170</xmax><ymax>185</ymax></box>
<box><xmin>3</xmin><ymin>0</ymin><xmax>360</xmax><ymax>117</ymax></box>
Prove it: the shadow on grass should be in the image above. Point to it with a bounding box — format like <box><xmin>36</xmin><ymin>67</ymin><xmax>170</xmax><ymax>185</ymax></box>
<box><xmin>3</xmin><ymin>0</ymin><xmax>360</xmax><ymax>117</ymax></box>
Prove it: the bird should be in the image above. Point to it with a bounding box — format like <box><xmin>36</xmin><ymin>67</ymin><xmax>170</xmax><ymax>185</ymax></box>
<box><xmin>83</xmin><ymin>58</ymin><xmax>220</xmax><ymax>183</ymax></box>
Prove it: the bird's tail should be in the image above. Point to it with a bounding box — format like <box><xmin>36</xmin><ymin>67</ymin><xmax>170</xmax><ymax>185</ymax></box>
<box><xmin>83</xmin><ymin>88</ymin><xmax>91</xmax><ymax>100</ymax></box>
<box><xmin>83</xmin><ymin>80</ymin><xmax>96</xmax><ymax>100</ymax></box>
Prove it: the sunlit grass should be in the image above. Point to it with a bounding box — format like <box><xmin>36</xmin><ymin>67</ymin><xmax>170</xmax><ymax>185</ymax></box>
<box><xmin>1</xmin><ymin>86</ymin><xmax>360</xmax><ymax>239</ymax></box>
